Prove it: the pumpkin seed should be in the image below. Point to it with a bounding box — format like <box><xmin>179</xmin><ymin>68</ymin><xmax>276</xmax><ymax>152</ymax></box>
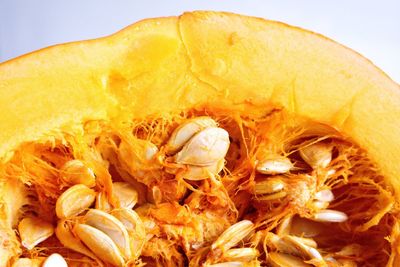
<box><xmin>315</xmin><ymin>189</ymin><xmax>334</xmax><ymax>202</ymax></box>
<box><xmin>117</xmin><ymin>138</ymin><xmax>159</xmax><ymax>180</ymax></box>
<box><xmin>179</xmin><ymin>159</ymin><xmax>225</xmax><ymax>180</ymax></box>
<box><xmin>42</xmin><ymin>253</ymin><xmax>68</xmax><ymax>267</ymax></box>
<box><xmin>95</xmin><ymin>191</ymin><xmax>111</xmax><ymax>212</ymax></box>
<box><xmin>84</xmin><ymin>209</ymin><xmax>131</xmax><ymax>259</ymax></box>
<box><xmin>281</xmin><ymin>235</ymin><xmax>322</xmax><ymax>260</ymax></box>
<box><xmin>265</xmin><ymin>233</ymin><xmax>299</xmax><ymax>255</ymax></box>
<box><xmin>111</xmin><ymin>208</ymin><xmax>146</xmax><ymax>259</ymax></box>
<box><xmin>299</xmin><ymin>143</ymin><xmax>332</xmax><ymax>169</ymax></box>
<box><xmin>224</xmin><ymin>248</ymin><xmax>259</xmax><ymax>262</ymax></box>
<box><xmin>166</xmin><ymin>116</ymin><xmax>217</xmax><ymax>154</ymax></box>
<box><xmin>112</xmin><ymin>182</ymin><xmax>139</xmax><ymax>209</ymax></box>
<box><xmin>55</xmin><ymin>219</ymin><xmax>98</xmax><ymax>261</ymax></box>
<box><xmin>55</xmin><ymin>184</ymin><xmax>96</xmax><ymax>219</ymax></box>
<box><xmin>268</xmin><ymin>252</ymin><xmax>311</xmax><ymax>267</ymax></box>
<box><xmin>59</xmin><ymin>159</ymin><xmax>96</xmax><ymax>188</ymax></box>
<box><xmin>276</xmin><ymin>216</ymin><xmax>292</xmax><ymax>236</ymax></box>
<box><xmin>290</xmin><ymin>217</ymin><xmax>324</xmax><ymax>238</ymax></box>
<box><xmin>212</xmin><ymin>220</ymin><xmax>254</xmax><ymax>251</ymax></box>
<box><xmin>18</xmin><ymin>217</ymin><xmax>54</xmax><ymax>250</ymax></box>
<box><xmin>96</xmin><ymin>183</ymin><xmax>138</xmax><ymax>212</ymax></box>
<box><xmin>286</xmin><ymin>235</ymin><xmax>317</xmax><ymax>249</ymax></box>
<box><xmin>257</xmin><ymin>190</ymin><xmax>287</xmax><ymax>201</ymax></box>
<box><xmin>256</xmin><ymin>156</ymin><xmax>293</xmax><ymax>175</ymax></box>
<box><xmin>74</xmin><ymin>223</ymin><xmax>125</xmax><ymax>267</ymax></box>
<box><xmin>311</xmin><ymin>210</ymin><xmax>348</xmax><ymax>223</ymax></box>
<box><xmin>254</xmin><ymin>178</ymin><xmax>285</xmax><ymax>195</ymax></box>
<box><xmin>312</xmin><ymin>200</ymin><xmax>329</xmax><ymax>210</ymax></box>
<box><xmin>175</xmin><ymin>127</ymin><xmax>230</xmax><ymax>166</ymax></box>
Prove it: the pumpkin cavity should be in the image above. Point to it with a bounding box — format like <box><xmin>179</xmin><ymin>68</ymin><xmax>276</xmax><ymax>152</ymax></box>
<box><xmin>0</xmin><ymin>108</ymin><xmax>396</xmax><ymax>267</ymax></box>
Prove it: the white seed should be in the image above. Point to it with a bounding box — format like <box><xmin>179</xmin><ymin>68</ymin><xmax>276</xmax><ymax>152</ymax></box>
<box><xmin>212</xmin><ymin>220</ymin><xmax>254</xmax><ymax>251</ymax></box>
<box><xmin>282</xmin><ymin>235</ymin><xmax>322</xmax><ymax>260</ymax></box>
<box><xmin>224</xmin><ymin>248</ymin><xmax>259</xmax><ymax>262</ymax></box>
<box><xmin>276</xmin><ymin>216</ymin><xmax>292</xmax><ymax>236</ymax></box>
<box><xmin>84</xmin><ymin>209</ymin><xmax>131</xmax><ymax>259</ymax></box>
<box><xmin>175</xmin><ymin>127</ymin><xmax>230</xmax><ymax>166</ymax></box>
<box><xmin>42</xmin><ymin>253</ymin><xmax>68</xmax><ymax>267</ymax></box>
<box><xmin>290</xmin><ymin>217</ymin><xmax>324</xmax><ymax>238</ymax></box>
<box><xmin>312</xmin><ymin>209</ymin><xmax>348</xmax><ymax>223</ymax></box>
<box><xmin>59</xmin><ymin>160</ymin><xmax>96</xmax><ymax>188</ymax></box>
<box><xmin>265</xmin><ymin>233</ymin><xmax>299</xmax><ymax>255</ymax></box>
<box><xmin>166</xmin><ymin>117</ymin><xmax>217</xmax><ymax>154</ymax></box>
<box><xmin>299</xmin><ymin>142</ymin><xmax>332</xmax><ymax>169</ymax></box>
<box><xmin>285</xmin><ymin>235</ymin><xmax>317</xmax><ymax>249</ymax></box>
<box><xmin>254</xmin><ymin>178</ymin><xmax>285</xmax><ymax>195</ymax></box>
<box><xmin>74</xmin><ymin>224</ymin><xmax>125</xmax><ymax>267</ymax></box>
<box><xmin>312</xmin><ymin>200</ymin><xmax>330</xmax><ymax>210</ymax></box>
<box><xmin>256</xmin><ymin>156</ymin><xmax>293</xmax><ymax>175</ymax></box>
<box><xmin>112</xmin><ymin>182</ymin><xmax>139</xmax><ymax>209</ymax></box>
<box><xmin>95</xmin><ymin>192</ymin><xmax>112</xmax><ymax>212</ymax></box>
<box><xmin>117</xmin><ymin>138</ymin><xmax>159</xmax><ymax>180</ymax></box>
<box><xmin>55</xmin><ymin>219</ymin><xmax>98</xmax><ymax>261</ymax></box>
<box><xmin>179</xmin><ymin>159</ymin><xmax>225</xmax><ymax>180</ymax></box>
<box><xmin>308</xmin><ymin>247</ymin><xmax>324</xmax><ymax>260</ymax></box>
<box><xmin>257</xmin><ymin>190</ymin><xmax>287</xmax><ymax>201</ymax></box>
<box><xmin>55</xmin><ymin>184</ymin><xmax>96</xmax><ymax>219</ymax></box>
<box><xmin>110</xmin><ymin>208</ymin><xmax>146</xmax><ymax>259</ymax></box>
<box><xmin>315</xmin><ymin>189</ymin><xmax>334</xmax><ymax>202</ymax></box>
<box><xmin>18</xmin><ymin>217</ymin><xmax>54</xmax><ymax>250</ymax></box>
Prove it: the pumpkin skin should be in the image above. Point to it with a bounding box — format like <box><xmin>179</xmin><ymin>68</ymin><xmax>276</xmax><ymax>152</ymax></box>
<box><xmin>0</xmin><ymin>11</ymin><xmax>399</xmax><ymax>266</ymax></box>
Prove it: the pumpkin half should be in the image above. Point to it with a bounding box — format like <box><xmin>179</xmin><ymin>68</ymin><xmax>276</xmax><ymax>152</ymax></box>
<box><xmin>0</xmin><ymin>11</ymin><xmax>400</xmax><ymax>267</ymax></box>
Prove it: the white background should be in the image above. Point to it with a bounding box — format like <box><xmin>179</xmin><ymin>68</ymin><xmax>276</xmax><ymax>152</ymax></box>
<box><xmin>0</xmin><ymin>0</ymin><xmax>399</xmax><ymax>83</ymax></box>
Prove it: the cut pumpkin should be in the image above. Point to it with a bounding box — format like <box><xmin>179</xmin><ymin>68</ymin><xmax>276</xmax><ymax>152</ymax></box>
<box><xmin>0</xmin><ymin>11</ymin><xmax>399</xmax><ymax>267</ymax></box>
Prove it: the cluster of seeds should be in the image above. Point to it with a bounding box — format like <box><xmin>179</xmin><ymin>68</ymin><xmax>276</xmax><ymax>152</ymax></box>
<box><xmin>7</xmin><ymin>113</ymin><xmax>396</xmax><ymax>266</ymax></box>
<box><xmin>15</xmin><ymin>159</ymin><xmax>145</xmax><ymax>266</ymax></box>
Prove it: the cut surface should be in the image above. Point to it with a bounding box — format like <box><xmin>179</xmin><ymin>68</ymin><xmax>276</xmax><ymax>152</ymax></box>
<box><xmin>0</xmin><ymin>11</ymin><xmax>399</xmax><ymax>267</ymax></box>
